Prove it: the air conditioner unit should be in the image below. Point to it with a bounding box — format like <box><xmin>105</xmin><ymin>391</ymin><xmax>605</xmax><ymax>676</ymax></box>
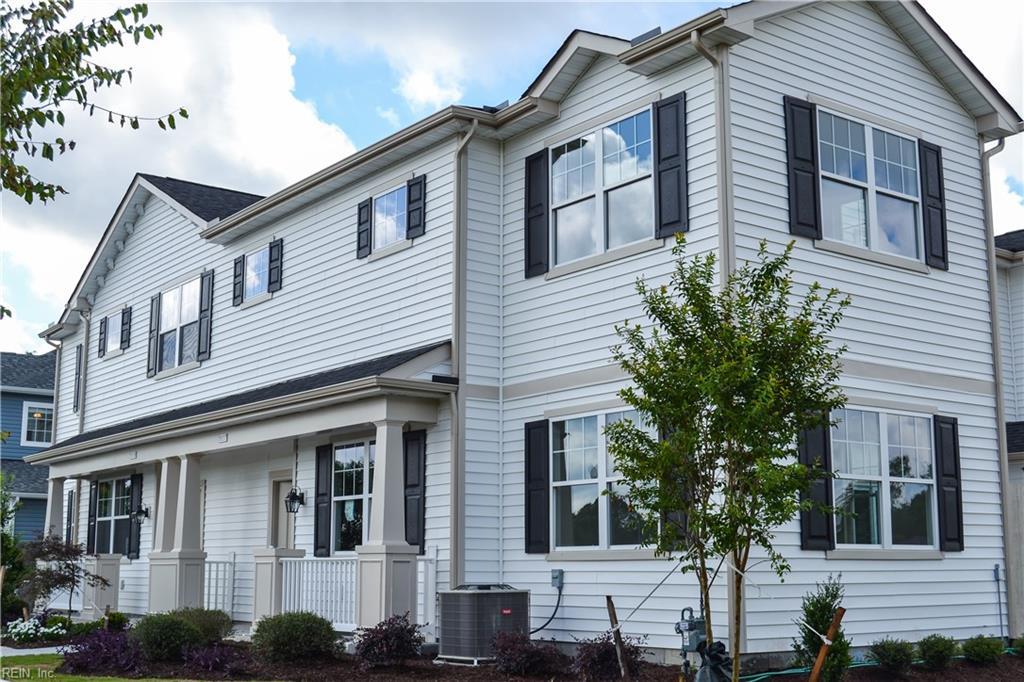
<box><xmin>437</xmin><ymin>584</ymin><xmax>530</xmax><ymax>663</ymax></box>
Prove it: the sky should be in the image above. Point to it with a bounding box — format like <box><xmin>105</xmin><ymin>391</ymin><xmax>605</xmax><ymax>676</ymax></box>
<box><xmin>1</xmin><ymin>0</ymin><xmax>1022</xmax><ymax>354</ymax></box>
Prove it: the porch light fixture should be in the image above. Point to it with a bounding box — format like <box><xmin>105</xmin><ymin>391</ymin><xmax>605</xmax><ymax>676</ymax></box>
<box><xmin>132</xmin><ymin>504</ymin><xmax>150</xmax><ymax>522</ymax></box>
<box><xmin>284</xmin><ymin>487</ymin><xmax>305</xmax><ymax>514</ymax></box>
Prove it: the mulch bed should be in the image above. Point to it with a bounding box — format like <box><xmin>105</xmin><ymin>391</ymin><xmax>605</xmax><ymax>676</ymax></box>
<box><xmin>769</xmin><ymin>656</ymin><xmax>1024</xmax><ymax>682</ymax></box>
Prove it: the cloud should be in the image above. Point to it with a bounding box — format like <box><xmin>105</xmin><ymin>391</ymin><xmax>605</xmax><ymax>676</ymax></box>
<box><xmin>1</xmin><ymin>220</ymin><xmax>93</xmax><ymax>305</ymax></box>
<box><xmin>375</xmin><ymin>106</ymin><xmax>401</xmax><ymax>128</ymax></box>
<box><xmin>0</xmin><ymin>315</ymin><xmax>52</xmax><ymax>355</ymax></box>
<box><xmin>397</xmin><ymin>69</ymin><xmax>463</xmax><ymax>112</ymax></box>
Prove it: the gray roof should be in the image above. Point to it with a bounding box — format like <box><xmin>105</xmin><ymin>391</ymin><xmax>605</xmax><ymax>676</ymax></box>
<box><xmin>1</xmin><ymin>459</ymin><xmax>48</xmax><ymax>494</ymax></box>
<box><xmin>140</xmin><ymin>174</ymin><xmax>264</xmax><ymax>222</ymax></box>
<box><xmin>1</xmin><ymin>351</ymin><xmax>56</xmax><ymax>391</ymax></box>
<box><xmin>995</xmin><ymin>229</ymin><xmax>1024</xmax><ymax>253</ymax></box>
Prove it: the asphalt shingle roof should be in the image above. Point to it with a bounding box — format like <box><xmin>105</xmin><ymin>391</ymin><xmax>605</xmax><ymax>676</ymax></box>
<box><xmin>1</xmin><ymin>459</ymin><xmax>49</xmax><ymax>494</ymax></box>
<box><xmin>140</xmin><ymin>174</ymin><xmax>264</xmax><ymax>222</ymax></box>
<box><xmin>48</xmin><ymin>341</ymin><xmax>449</xmax><ymax>452</ymax></box>
<box><xmin>1</xmin><ymin>351</ymin><xmax>56</xmax><ymax>391</ymax></box>
<box><xmin>995</xmin><ymin>229</ymin><xmax>1024</xmax><ymax>253</ymax></box>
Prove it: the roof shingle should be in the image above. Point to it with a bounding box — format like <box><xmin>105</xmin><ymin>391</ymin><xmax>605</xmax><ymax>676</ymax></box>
<box><xmin>140</xmin><ymin>174</ymin><xmax>263</xmax><ymax>222</ymax></box>
<box><xmin>1</xmin><ymin>459</ymin><xmax>49</xmax><ymax>494</ymax></box>
<box><xmin>995</xmin><ymin>229</ymin><xmax>1024</xmax><ymax>253</ymax></box>
<box><xmin>1</xmin><ymin>351</ymin><xmax>56</xmax><ymax>391</ymax></box>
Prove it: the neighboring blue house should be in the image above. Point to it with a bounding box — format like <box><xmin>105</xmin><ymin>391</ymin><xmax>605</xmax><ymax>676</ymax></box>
<box><xmin>1</xmin><ymin>351</ymin><xmax>56</xmax><ymax>541</ymax></box>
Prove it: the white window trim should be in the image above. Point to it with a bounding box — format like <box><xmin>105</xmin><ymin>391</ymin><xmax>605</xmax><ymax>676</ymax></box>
<box><xmin>156</xmin><ymin>275</ymin><xmax>202</xmax><ymax>375</ymax></box>
<box><xmin>330</xmin><ymin>438</ymin><xmax>375</xmax><ymax>556</ymax></box>
<box><xmin>832</xmin><ymin>405</ymin><xmax>940</xmax><ymax>551</ymax></box>
<box><xmin>20</xmin><ymin>401</ymin><xmax>54</xmax><ymax>447</ymax></box>
<box><xmin>548</xmin><ymin>106</ymin><xmax>655</xmax><ymax>268</ymax></box>
<box><xmin>372</xmin><ymin>184</ymin><xmax>408</xmax><ymax>251</ymax></box>
<box><xmin>94</xmin><ymin>476</ymin><xmax>132</xmax><ymax>556</ymax></box>
<box><xmin>242</xmin><ymin>245</ymin><xmax>271</xmax><ymax>303</ymax></box>
<box><xmin>816</xmin><ymin>107</ymin><xmax>925</xmax><ymax>264</ymax></box>
<box><xmin>99</xmin><ymin>307</ymin><xmax>126</xmax><ymax>358</ymax></box>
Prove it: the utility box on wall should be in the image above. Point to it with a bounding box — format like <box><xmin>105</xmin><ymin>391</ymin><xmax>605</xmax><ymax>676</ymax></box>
<box><xmin>437</xmin><ymin>584</ymin><xmax>530</xmax><ymax>663</ymax></box>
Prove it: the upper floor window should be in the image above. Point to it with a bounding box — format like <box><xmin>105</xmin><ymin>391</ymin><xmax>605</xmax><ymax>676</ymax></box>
<box><xmin>373</xmin><ymin>185</ymin><xmax>407</xmax><ymax>250</ymax></box>
<box><xmin>818</xmin><ymin>110</ymin><xmax>922</xmax><ymax>260</ymax></box>
<box><xmin>244</xmin><ymin>245</ymin><xmax>269</xmax><ymax>300</ymax></box>
<box><xmin>831</xmin><ymin>407</ymin><xmax>937</xmax><ymax>548</ymax></box>
<box><xmin>551</xmin><ymin>109</ymin><xmax>654</xmax><ymax>265</ymax></box>
<box><xmin>103</xmin><ymin>313</ymin><xmax>121</xmax><ymax>354</ymax></box>
<box><xmin>551</xmin><ymin>409</ymin><xmax>651</xmax><ymax>550</ymax></box>
<box><xmin>159</xmin><ymin>276</ymin><xmax>201</xmax><ymax>372</ymax></box>
<box><xmin>21</xmin><ymin>402</ymin><xmax>53</xmax><ymax>447</ymax></box>
<box><xmin>332</xmin><ymin>440</ymin><xmax>375</xmax><ymax>553</ymax></box>
<box><xmin>95</xmin><ymin>476</ymin><xmax>132</xmax><ymax>555</ymax></box>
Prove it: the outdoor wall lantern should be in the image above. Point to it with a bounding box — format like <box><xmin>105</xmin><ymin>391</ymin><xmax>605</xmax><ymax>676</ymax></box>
<box><xmin>284</xmin><ymin>487</ymin><xmax>305</xmax><ymax>514</ymax></box>
<box><xmin>132</xmin><ymin>504</ymin><xmax>150</xmax><ymax>522</ymax></box>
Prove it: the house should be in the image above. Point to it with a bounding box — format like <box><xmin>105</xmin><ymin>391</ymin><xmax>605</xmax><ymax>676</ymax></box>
<box><xmin>1</xmin><ymin>351</ymin><xmax>56</xmax><ymax>540</ymax></box>
<box><xmin>27</xmin><ymin>0</ymin><xmax>1022</xmax><ymax>659</ymax></box>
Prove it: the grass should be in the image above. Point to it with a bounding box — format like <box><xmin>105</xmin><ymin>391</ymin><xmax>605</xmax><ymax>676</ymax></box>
<box><xmin>0</xmin><ymin>653</ymin><xmax>201</xmax><ymax>681</ymax></box>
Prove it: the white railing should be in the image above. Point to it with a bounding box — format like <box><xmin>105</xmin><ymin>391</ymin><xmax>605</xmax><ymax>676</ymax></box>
<box><xmin>204</xmin><ymin>554</ymin><xmax>235</xmax><ymax>615</ymax></box>
<box><xmin>281</xmin><ymin>556</ymin><xmax>358</xmax><ymax>631</ymax></box>
<box><xmin>416</xmin><ymin>546</ymin><xmax>438</xmax><ymax>642</ymax></box>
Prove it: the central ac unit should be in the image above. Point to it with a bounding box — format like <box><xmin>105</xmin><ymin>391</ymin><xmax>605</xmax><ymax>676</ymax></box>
<box><xmin>437</xmin><ymin>584</ymin><xmax>530</xmax><ymax>663</ymax></box>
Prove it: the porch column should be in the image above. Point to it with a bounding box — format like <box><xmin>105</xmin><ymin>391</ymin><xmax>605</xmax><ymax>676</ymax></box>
<box><xmin>252</xmin><ymin>547</ymin><xmax>305</xmax><ymax>623</ymax></box>
<box><xmin>149</xmin><ymin>454</ymin><xmax>206</xmax><ymax>612</ymax></box>
<box><xmin>356</xmin><ymin>420</ymin><xmax>418</xmax><ymax>627</ymax></box>
<box><xmin>43</xmin><ymin>477</ymin><xmax>66</xmax><ymax>536</ymax></box>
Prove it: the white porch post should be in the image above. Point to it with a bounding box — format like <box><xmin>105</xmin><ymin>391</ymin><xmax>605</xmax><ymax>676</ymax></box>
<box><xmin>43</xmin><ymin>477</ymin><xmax>66</xmax><ymax>536</ymax></box>
<box><xmin>149</xmin><ymin>454</ymin><xmax>206</xmax><ymax>612</ymax></box>
<box><xmin>356</xmin><ymin>420</ymin><xmax>418</xmax><ymax>627</ymax></box>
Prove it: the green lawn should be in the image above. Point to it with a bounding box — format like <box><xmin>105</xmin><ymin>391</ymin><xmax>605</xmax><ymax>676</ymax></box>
<box><xmin>0</xmin><ymin>654</ymin><xmax>198</xmax><ymax>681</ymax></box>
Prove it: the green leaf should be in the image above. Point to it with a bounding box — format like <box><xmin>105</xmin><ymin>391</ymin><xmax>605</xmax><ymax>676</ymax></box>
<box><xmin>157</xmin><ymin>118</ymin><xmax>166</xmax><ymax>130</ymax></box>
<box><xmin>178</xmin><ymin>107</ymin><xmax>188</xmax><ymax>119</ymax></box>
<box><xmin>130</xmin><ymin>117</ymin><xmax>139</xmax><ymax>130</ymax></box>
<box><xmin>166</xmin><ymin>113</ymin><xmax>175</xmax><ymax>129</ymax></box>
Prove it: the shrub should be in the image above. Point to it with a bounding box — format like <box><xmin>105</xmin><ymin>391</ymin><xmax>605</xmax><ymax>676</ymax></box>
<box><xmin>1013</xmin><ymin>637</ymin><xmax>1024</xmax><ymax>656</ymax></box>
<box><xmin>131</xmin><ymin>612</ymin><xmax>203</xmax><ymax>662</ymax></box>
<box><xmin>171</xmin><ymin>607</ymin><xmax>233</xmax><ymax>645</ymax></box>
<box><xmin>60</xmin><ymin>629</ymin><xmax>142</xmax><ymax>675</ymax></box>
<box><xmin>45</xmin><ymin>614</ymin><xmax>72</xmax><ymax>630</ymax></box>
<box><xmin>4</xmin><ymin>617</ymin><xmax>65</xmax><ymax>643</ymax></box>
<box><xmin>184</xmin><ymin>643</ymin><xmax>252</xmax><ymax>677</ymax></box>
<box><xmin>105</xmin><ymin>611</ymin><xmax>129</xmax><ymax>631</ymax></box>
<box><xmin>492</xmin><ymin>630</ymin><xmax>569</xmax><ymax>677</ymax></box>
<box><xmin>572</xmin><ymin>630</ymin><xmax>645</xmax><ymax>681</ymax></box>
<box><xmin>354</xmin><ymin>612</ymin><xmax>424</xmax><ymax>668</ymax></box>
<box><xmin>790</xmin><ymin>574</ymin><xmax>851</xmax><ymax>682</ymax></box>
<box><xmin>252</xmin><ymin>611</ymin><xmax>336</xmax><ymax>662</ymax></box>
<box><xmin>917</xmin><ymin>634</ymin><xmax>957</xmax><ymax>670</ymax></box>
<box><xmin>867</xmin><ymin>638</ymin><xmax>914</xmax><ymax>677</ymax></box>
<box><xmin>961</xmin><ymin>635</ymin><xmax>1004</xmax><ymax>665</ymax></box>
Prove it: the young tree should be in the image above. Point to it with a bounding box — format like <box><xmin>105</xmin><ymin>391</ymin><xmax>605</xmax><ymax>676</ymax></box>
<box><xmin>1</xmin><ymin>0</ymin><xmax>188</xmax><ymax>204</ymax></box>
<box><xmin>791</xmin><ymin>574</ymin><xmax>851</xmax><ymax>682</ymax></box>
<box><xmin>1</xmin><ymin>472</ymin><xmax>29</xmax><ymax>619</ymax></box>
<box><xmin>18</xmin><ymin>534</ymin><xmax>109</xmax><ymax>618</ymax></box>
<box><xmin>606</xmin><ymin>237</ymin><xmax>849</xmax><ymax>682</ymax></box>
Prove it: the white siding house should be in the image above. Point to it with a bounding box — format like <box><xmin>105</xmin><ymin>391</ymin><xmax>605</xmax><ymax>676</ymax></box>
<box><xmin>30</xmin><ymin>0</ymin><xmax>1021</xmax><ymax>661</ymax></box>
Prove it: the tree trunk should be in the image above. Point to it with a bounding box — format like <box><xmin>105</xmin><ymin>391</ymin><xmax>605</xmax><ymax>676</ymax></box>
<box><xmin>730</xmin><ymin>550</ymin><xmax>745</xmax><ymax>682</ymax></box>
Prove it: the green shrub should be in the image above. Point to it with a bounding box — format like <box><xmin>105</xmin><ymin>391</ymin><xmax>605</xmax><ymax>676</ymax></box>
<box><xmin>45</xmin><ymin>615</ymin><xmax>73</xmax><ymax>630</ymax></box>
<box><xmin>170</xmin><ymin>607</ymin><xmax>232</xmax><ymax>645</ymax></box>
<box><xmin>105</xmin><ymin>611</ymin><xmax>129</xmax><ymax>631</ymax></box>
<box><xmin>1013</xmin><ymin>637</ymin><xmax>1024</xmax><ymax>656</ymax></box>
<box><xmin>961</xmin><ymin>635</ymin><xmax>1003</xmax><ymax>665</ymax></box>
<box><xmin>69</xmin><ymin>620</ymin><xmax>104</xmax><ymax>638</ymax></box>
<box><xmin>917</xmin><ymin>634</ymin><xmax>957</xmax><ymax>670</ymax></box>
<box><xmin>131</xmin><ymin>613</ymin><xmax>203</xmax><ymax>661</ymax></box>
<box><xmin>790</xmin><ymin>574</ymin><xmax>851</xmax><ymax>682</ymax></box>
<box><xmin>867</xmin><ymin>637</ymin><xmax>914</xmax><ymax>677</ymax></box>
<box><xmin>251</xmin><ymin>612</ymin><xmax>336</xmax><ymax>662</ymax></box>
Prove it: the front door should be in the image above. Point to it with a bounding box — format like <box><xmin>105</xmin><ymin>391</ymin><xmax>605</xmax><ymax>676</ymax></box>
<box><xmin>272</xmin><ymin>479</ymin><xmax>294</xmax><ymax>549</ymax></box>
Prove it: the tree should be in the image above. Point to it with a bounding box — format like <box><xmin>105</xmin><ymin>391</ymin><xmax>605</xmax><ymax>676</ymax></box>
<box><xmin>791</xmin><ymin>574</ymin><xmax>851</xmax><ymax>682</ymax></box>
<box><xmin>18</xmin><ymin>534</ymin><xmax>109</xmax><ymax>618</ymax></box>
<box><xmin>1</xmin><ymin>0</ymin><xmax>187</xmax><ymax>204</ymax></box>
<box><xmin>1</xmin><ymin>472</ymin><xmax>29</xmax><ymax>619</ymax></box>
<box><xmin>606</xmin><ymin>237</ymin><xmax>849</xmax><ymax>682</ymax></box>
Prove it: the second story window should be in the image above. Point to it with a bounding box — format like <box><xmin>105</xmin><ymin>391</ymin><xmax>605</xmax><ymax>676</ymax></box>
<box><xmin>21</xmin><ymin>402</ymin><xmax>54</xmax><ymax>447</ymax></box>
<box><xmin>159</xmin><ymin>276</ymin><xmax>201</xmax><ymax>371</ymax></box>
<box><xmin>103</xmin><ymin>313</ymin><xmax>121</xmax><ymax>354</ymax></box>
<box><xmin>244</xmin><ymin>245</ymin><xmax>269</xmax><ymax>300</ymax></box>
<box><xmin>373</xmin><ymin>185</ymin><xmax>408</xmax><ymax>250</ymax></box>
<box><xmin>818</xmin><ymin>110</ymin><xmax>922</xmax><ymax>260</ymax></box>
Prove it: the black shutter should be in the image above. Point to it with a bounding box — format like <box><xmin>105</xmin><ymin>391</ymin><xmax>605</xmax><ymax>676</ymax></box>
<box><xmin>524</xmin><ymin>419</ymin><xmax>550</xmax><ymax>554</ymax></box>
<box><xmin>97</xmin><ymin>316</ymin><xmax>107</xmax><ymax>358</ymax></box>
<box><xmin>524</xmin><ymin>149</ymin><xmax>549</xmax><ymax>278</ymax></box>
<box><xmin>314</xmin><ymin>444</ymin><xmax>333</xmax><ymax>557</ymax></box>
<box><xmin>268</xmin><ymin>238</ymin><xmax>284</xmax><ymax>293</ymax></box>
<box><xmin>86</xmin><ymin>480</ymin><xmax>98</xmax><ymax>554</ymax></box>
<box><xmin>127</xmin><ymin>473</ymin><xmax>143</xmax><ymax>559</ymax></box>
<box><xmin>356</xmin><ymin>198</ymin><xmax>372</xmax><ymax>259</ymax></box>
<box><xmin>784</xmin><ymin>96</ymin><xmax>822</xmax><ymax>239</ymax></box>
<box><xmin>798</xmin><ymin>422</ymin><xmax>834</xmax><ymax>551</ymax></box>
<box><xmin>196</xmin><ymin>269</ymin><xmax>214</xmax><ymax>362</ymax></box>
<box><xmin>120</xmin><ymin>307</ymin><xmax>132</xmax><ymax>350</ymax></box>
<box><xmin>232</xmin><ymin>255</ymin><xmax>245</xmax><ymax>306</ymax></box>
<box><xmin>653</xmin><ymin>93</ymin><xmax>688</xmax><ymax>237</ymax></box>
<box><xmin>406</xmin><ymin>175</ymin><xmax>427</xmax><ymax>239</ymax></box>
<box><xmin>64</xmin><ymin>490</ymin><xmax>75</xmax><ymax>543</ymax></box>
<box><xmin>934</xmin><ymin>415</ymin><xmax>964</xmax><ymax>551</ymax></box>
<box><xmin>403</xmin><ymin>430</ymin><xmax>427</xmax><ymax>552</ymax></box>
<box><xmin>919</xmin><ymin>140</ymin><xmax>948</xmax><ymax>270</ymax></box>
<box><xmin>73</xmin><ymin>344</ymin><xmax>82</xmax><ymax>412</ymax></box>
<box><xmin>146</xmin><ymin>294</ymin><xmax>160</xmax><ymax>377</ymax></box>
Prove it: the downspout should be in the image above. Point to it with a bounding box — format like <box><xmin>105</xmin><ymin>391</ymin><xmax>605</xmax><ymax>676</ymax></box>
<box><xmin>450</xmin><ymin>118</ymin><xmax>479</xmax><ymax>588</ymax></box>
<box><xmin>497</xmin><ymin>137</ymin><xmax>506</xmax><ymax>585</ymax></box>
<box><xmin>78</xmin><ymin>309</ymin><xmax>91</xmax><ymax>433</ymax></box>
<box><xmin>981</xmin><ymin>136</ymin><xmax>1022</xmax><ymax>638</ymax></box>
<box><xmin>46</xmin><ymin>338</ymin><xmax>62</xmax><ymax>446</ymax></box>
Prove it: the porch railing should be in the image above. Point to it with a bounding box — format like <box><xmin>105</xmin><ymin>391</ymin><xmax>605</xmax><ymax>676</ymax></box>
<box><xmin>204</xmin><ymin>554</ymin><xmax>235</xmax><ymax>615</ymax></box>
<box><xmin>281</xmin><ymin>556</ymin><xmax>358</xmax><ymax>631</ymax></box>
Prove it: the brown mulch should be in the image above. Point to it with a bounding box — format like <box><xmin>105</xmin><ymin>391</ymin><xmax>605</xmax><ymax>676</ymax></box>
<box><xmin>769</xmin><ymin>656</ymin><xmax>1024</xmax><ymax>682</ymax></box>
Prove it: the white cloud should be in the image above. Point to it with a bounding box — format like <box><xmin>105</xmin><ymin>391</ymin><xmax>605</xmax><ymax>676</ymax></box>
<box><xmin>0</xmin><ymin>315</ymin><xmax>52</xmax><ymax>355</ymax></box>
<box><xmin>397</xmin><ymin>69</ymin><xmax>463</xmax><ymax>112</ymax></box>
<box><xmin>375</xmin><ymin>106</ymin><xmax>401</xmax><ymax>128</ymax></box>
<box><xmin>1</xmin><ymin>220</ymin><xmax>92</xmax><ymax>305</ymax></box>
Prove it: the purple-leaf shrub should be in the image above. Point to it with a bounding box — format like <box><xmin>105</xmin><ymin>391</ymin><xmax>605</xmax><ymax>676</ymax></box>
<box><xmin>493</xmin><ymin>630</ymin><xmax>569</xmax><ymax>676</ymax></box>
<box><xmin>571</xmin><ymin>630</ymin><xmax>645</xmax><ymax>681</ymax></box>
<box><xmin>60</xmin><ymin>629</ymin><xmax>141</xmax><ymax>675</ymax></box>
<box><xmin>183</xmin><ymin>643</ymin><xmax>252</xmax><ymax>677</ymax></box>
<box><xmin>354</xmin><ymin>612</ymin><xmax>424</xmax><ymax>668</ymax></box>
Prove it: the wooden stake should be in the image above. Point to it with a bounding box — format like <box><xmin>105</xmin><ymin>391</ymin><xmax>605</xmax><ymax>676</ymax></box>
<box><xmin>605</xmin><ymin>595</ymin><xmax>633</xmax><ymax>682</ymax></box>
<box><xmin>808</xmin><ymin>607</ymin><xmax>846</xmax><ymax>682</ymax></box>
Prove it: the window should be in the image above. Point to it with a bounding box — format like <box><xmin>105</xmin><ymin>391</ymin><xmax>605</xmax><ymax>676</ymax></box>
<box><xmin>244</xmin><ymin>245</ymin><xmax>269</xmax><ymax>301</ymax></box>
<box><xmin>373</xmin><ymin>185</ymin><xmax>407</xmax><ymax>250</ymax></box>
<box><xmin>831</xmin><ymin>407</ymin><xmax>937</xmax><ymax>548</ymax></box>
<box><xmin>818</xmin><ymin>110</ymin><xmax>922</xmax><ymax>260</ymax></box>
<box><xmin>158</xmin><ymin>277</ymin><xmax>201</xmax><ymax>372</ymax></box>
<box><xmin>103</xmin><ymin>312</ymin><xmax>121</xmax><ymax>355</ymax></box>
<box><xmin>551</xmin><ymin>109</ymin><xmax>654</xmax><ymax>265</ymax></box>
<box><xmin>332</xmin><ymin>440</ymin><xmax>375</xmax><ymax>552</ymax></box>
<box><xmin>95</xmin><ymin>477</ymin><xmax>133</xmax><ymax>555</ymax></box>
<box><xmin>550</xmin><ymin>410</ymin><xmax>651</xmax><ymax>549</ymax></box>
<box><xmin>21</xmin><ymin>402</ymin><xmax>53</xmax><ymax>447</ymax></box>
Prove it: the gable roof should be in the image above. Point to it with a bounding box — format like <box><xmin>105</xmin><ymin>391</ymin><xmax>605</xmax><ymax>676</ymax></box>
<box><xmin>995</xmin><ymin>229</ymin><xmax>1024</xmax><ymax>254</ymax></box>
<box><xmin>139</xmin><ymin>174</ymin><xmax>263</xmax><ymax>222</ymax></box>
<box><xmin>0</xmin><ymin>351</ymin><xmax>56</xmax><ymax>392</ymax></box>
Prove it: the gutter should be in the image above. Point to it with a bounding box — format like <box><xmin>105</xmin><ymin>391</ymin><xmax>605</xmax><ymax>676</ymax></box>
<box><xmin>981</xmin><ymin>137</ymin><xmax>1023</xmax><ymax>638</ymax></box>
<box><xmin>618</xmin><ymin>11</ymin><xmax>726</xmax><ymax>66</ymax></box>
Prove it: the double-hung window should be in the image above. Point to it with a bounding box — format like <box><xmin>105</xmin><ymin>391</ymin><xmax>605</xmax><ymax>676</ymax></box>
<box><xmin>95</xmin><ymin>477</ymin><xmax>133</xmax><ymax>555</ymax></box>
<box><xmin>158</xmin><ymin>277</ymin><xmax>201</xmax><ymax>372</ymax></box>
<box><xmin>102</xmin><ymin>312</ymin><xmax>121</xmax><ymax>355</ymax></box>
<box><xmin>818</xmin><ymin>110</ymin><xmax>923</xmax><ymax>260</ymax></box>
<box><xmin>21</xmin><ymin>402</ymin><xmax>54</xmax><ymax>447</ymax></box>
<box><xmin>244</xmin><ymin>245</ymin><xmax>269</xmax><ymax>301</ymax></box>
<box><xmin>332</xmin><ymin>440</ymin><xmax>375</xmax><ymax>553</ymax></box>
<box><xmin>551</xmin><ymin>109</ymin><xmax>654</xmax><ymax>265</ymax></box>
<box><xmin>373</xmin><ymin>185</ymin><xmax>408</xmax><ymax>250</ymax></box>
<box><xmin>831</xmin><ymin>407</ymin><xmax>937</xmax><ymax>548</ymax></box>
<box><xmin>550</xmin><ymin>409</ymin><xmax>650</xmax><ymax>549</ymax></box>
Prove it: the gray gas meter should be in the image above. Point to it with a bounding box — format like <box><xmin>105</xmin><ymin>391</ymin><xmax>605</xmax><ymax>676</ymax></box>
<box><xmin>675</xmin><ymin>606</ymin><xmax>706</xmax><ymax>653</ymax></box>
